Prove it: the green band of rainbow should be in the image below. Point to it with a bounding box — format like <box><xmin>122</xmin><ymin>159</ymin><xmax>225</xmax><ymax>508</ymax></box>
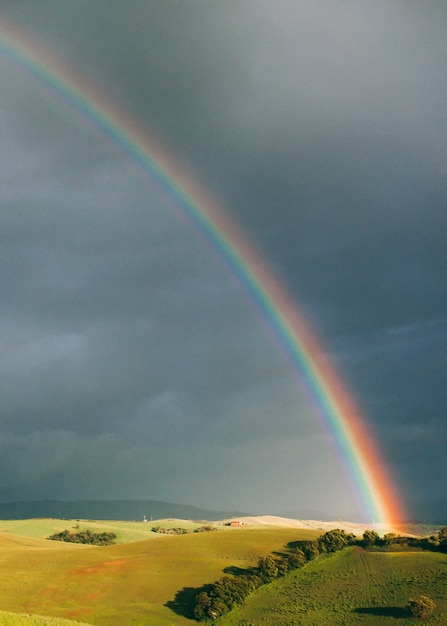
<box><xmin>0</xmin><ymin>19</ymin><xmax>405</xmax><ymax>527</ymax></box>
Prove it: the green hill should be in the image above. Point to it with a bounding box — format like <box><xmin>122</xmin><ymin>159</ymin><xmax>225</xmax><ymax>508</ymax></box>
<box><xmin>219</xmin><ymin>546</ymin><xmax>447</xmax><ymax>625</ymax></box>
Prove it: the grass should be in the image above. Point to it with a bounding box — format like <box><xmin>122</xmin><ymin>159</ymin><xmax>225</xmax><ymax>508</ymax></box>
<box><xmin>220</xmin><ymin>546</ymin><xmax>447</xmax><ymax>625</ymax></box>
<box><xmin>0</xmin><ymin>611</ymin><xmax>90</xmax><ymax>625</ymax></box>
<box><xmin>0</xmin><ymin>521</ymin><xmax>318</xmax><ymax>625</ymax></box>
<box><xmin>2</xmin><ymin>519</ymin><xmax>447</xmax><ymax>625</ymax></box>
<box><xmin>0</xmin><ymin>518</ymin><xmax>207</xmax><ymax>545</ymax></box>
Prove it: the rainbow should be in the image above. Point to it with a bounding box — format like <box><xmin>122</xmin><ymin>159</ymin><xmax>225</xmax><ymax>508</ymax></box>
<box><xmin>0</xmin><ymin>18</ymin><xmax>405</xmax><ymax>527</ymax></box>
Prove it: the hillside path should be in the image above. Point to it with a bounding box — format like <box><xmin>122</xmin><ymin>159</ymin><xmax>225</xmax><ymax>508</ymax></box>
<box><xmin>356</xmin><ymin>546</ymin><xmax>373</xmax><ymax>606</ymax></box>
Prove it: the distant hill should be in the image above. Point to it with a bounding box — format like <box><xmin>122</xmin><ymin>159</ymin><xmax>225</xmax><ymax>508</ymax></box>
<box><xmin>0</xmin><ymin>499</ymin><xmax>248</xmax><ymax>521</ymax></box>
<box><xmin>280</xmin><ymin>509</ymin><xmax>335</xmax><ymax>521</ymax></box>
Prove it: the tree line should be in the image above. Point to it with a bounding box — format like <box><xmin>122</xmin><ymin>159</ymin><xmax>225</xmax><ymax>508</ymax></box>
<box><xmin>191</xmin><ymin>526</ymin><xmax>447</xmax><ymax>621</ymax></box>
<box><xmin>362</xmin><ymin>525</ymin><xmax>447</xmax><ymax>550</ymax></box>
<box><xmin>193</xmin><ymin>528</ymin><xmax>354</xmax><ymax>621</ymax></box>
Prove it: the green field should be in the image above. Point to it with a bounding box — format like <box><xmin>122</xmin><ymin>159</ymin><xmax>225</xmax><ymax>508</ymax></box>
<box><xmin>220</xmin><ymin>546</ymin><xmax>447</xmax><ymax>625</ymax></box>
<box><xmin>0</xmin><ymin>519</ymin><xmax>446</xmax><ymax>624</ymax></box>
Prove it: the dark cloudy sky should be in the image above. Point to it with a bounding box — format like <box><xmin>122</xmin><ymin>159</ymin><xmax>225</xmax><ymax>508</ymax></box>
<box><xmin>0</xmin><ymin>1</ymin><xmax>446</xmax><ymax>522</ymax></box>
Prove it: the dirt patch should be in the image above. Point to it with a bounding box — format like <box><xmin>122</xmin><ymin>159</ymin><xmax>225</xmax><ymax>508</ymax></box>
<box><xmin>74</xmin><ymin>558</ymin><xmax>129</xmax><ymax>576</ymax></box>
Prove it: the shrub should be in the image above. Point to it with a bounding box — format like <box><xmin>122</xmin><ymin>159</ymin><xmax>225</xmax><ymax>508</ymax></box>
<box><xmin>151</xmin><ymin>526</ymin><xmax>188</xmax><ymax>535</ymax></box>
<box><xmin>405</xmin><ymin>595</ymin><xmax>436</xmax><ymax>619</ymax></box>
<box><xmin>194</xmin><ymin>525</ymin><xmax>218</xmax><ymax>532</ymax></box>
<box><xmin>257</xmin><ymin>555</ymin><xmax>279</xmax><ymax>581</ymax></box>
<box><xmin>48</xmin><ymin>529</ymin><xmax>117</xmax><ymax>545</ymax></box>
<box><xmin>301</xmin><ymin>540</ymin><xmax>320</xmax><ymax>560</ymax></box>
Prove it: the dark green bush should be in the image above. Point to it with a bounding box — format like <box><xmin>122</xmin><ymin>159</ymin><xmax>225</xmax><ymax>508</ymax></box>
<box><xmin>318</xmin><ymin>529</ymin><xmax>351</xmax><ymax>553</ymax></box>
<box><xmin>194</xmin><ymin>525</ymin><xmax>218</xmax><ymax>533</ymax></box>
<box><xmin>151</xmin><ymin>526</ymin><xmax>188</xmax><ymax>535</ymax></box>
<box><xmin>48</xmin><ymin>529</ymin><xmax>117</xmax><ymax>545</ymax></box>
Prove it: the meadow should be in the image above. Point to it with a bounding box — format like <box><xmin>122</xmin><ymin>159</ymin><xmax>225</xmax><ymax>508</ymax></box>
<box><xmin>0</xmin><ymin>612</ymin><xmax>90</xmax><ymax>625</ymax></box>
<box><xmin>0</xmin><ymin>519</ymin><xmax>316</xmax><ymax>625</ymax></box>
<box><xmin>0</xmin><ymin>518</ymin><xmax>446</xmax><ymax>625</ymax></box>
<box><xmin>220</xmin><ymin>546</ymin><xmax>447</xmax><ymax>625</ymax></box>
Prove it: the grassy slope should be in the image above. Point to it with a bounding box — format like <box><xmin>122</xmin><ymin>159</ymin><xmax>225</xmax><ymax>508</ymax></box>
<box><xmin>0</xmin><ymin>518</ymin><xmax>207</xmax><ymax>544</ymax></box>
<box><xmin>0</xmin><ymin>611</ymin><xmax>90</xmax><ymax>625</ymax></box>
<box><xmin>221</xmin><ymin>547</ymin><xmax>447</xmax><ymax>625</ymax></box>
<box><xmin>0</xmin><ymin>525</ymin><xmax>318</xmax><ymax>625</ymax></box>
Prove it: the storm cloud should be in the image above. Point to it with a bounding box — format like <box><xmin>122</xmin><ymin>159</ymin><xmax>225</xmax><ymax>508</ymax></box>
<box><xmin>0</xmin><ymin>1</ymin><xmax>446</xmax><ymax>521</ymax></box>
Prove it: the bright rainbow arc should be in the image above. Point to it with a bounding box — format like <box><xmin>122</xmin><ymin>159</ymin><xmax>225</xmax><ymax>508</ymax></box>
<box><xmin>0</xmin><ymin>19</ymin><xmax>405</xmax><ymax>527</ymax></box>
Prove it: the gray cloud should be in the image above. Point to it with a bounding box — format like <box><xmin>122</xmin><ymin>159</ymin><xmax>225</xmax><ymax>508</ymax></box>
<box><xmin>0</xmin><ymin>1</ymin><xmax>445</xmax><ymax>520</ymax></box>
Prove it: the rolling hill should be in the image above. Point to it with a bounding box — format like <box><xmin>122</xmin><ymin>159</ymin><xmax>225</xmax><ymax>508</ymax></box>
<box><xmin>0</xmin><ymin>520</ymin><xmax>316</xmax><ymax>625</ymax></box>
<box><xmin>0</xmin><ymin>516</ymin><xmax>445</xmax><ymax>624</ymax></box>
<box><xmin>220</xmin><ymin>545</ymin><xmax>447</xmax><ymax>625</ymax></box>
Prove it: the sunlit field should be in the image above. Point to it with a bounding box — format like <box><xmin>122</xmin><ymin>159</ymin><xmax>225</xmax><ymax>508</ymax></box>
<box><xmin>0</xmin><ymin>612</ymin><xmax>90</xmax><ymax>626</ymax></box>
<box><xmin>0</xmin><ymin>518</ymin><xmax>206</xmax><ymax>545</ymax></box>
<box><xmin>0</xmin><ymin>520</ymin><xmax>318</xmax><ymax>625</ymax></box>
<box><xmin>0</xmin><ymin>519</ymin><xmax>446</xmax><ymax>624</ymax></box>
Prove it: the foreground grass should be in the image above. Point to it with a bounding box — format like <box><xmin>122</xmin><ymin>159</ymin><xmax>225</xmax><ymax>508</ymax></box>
<box><xmin>0</xmin><ymin>611</ymin><xmax>90</xmax><ymax>625</ymax></box>
<box><xmin>0</xmin><ymin>525</ymin><xmax>318</xmax><ymax>625</ymax></box>
<box><xmin>220</xmin><ymin>547</ymin><xmax>447</xmax><ymax>625</ymax></box>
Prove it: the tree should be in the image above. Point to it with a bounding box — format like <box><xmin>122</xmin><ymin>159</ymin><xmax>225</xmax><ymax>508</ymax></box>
<box><xmin>288</xmin><ymin>549</ymin><xmax>306</xmax><ymax>570</ymax></box>
<box><xmin>363</xmin><ymin>529</ymin><xmax>380</xmax><ymax>547</ymax></box>
<box><xmin>438</xmin><ymin>526</ymin><xmax>447</xmax><ymax>550</ymax></box>
<box><xmin>302</xmin><ymin>540</ymin><xmax>319</xmax><ymax>560</ymax></box>
<box><xmin>193</xmin><ymin>592</ymin><xmax>211</xmax><ymax>621</ymax></box>
<box><xmin>257</xmin><ymin>555</ymin><xmax>279</xmax><ymax>581</ymax></box>
<box><xmin>383</xmin><ymin>532</ymin><xmax>398</xmax><ymax>547</ymax></box>
<box><xmin>405</xmin><ymin>595</ymin><xmax>435</xmax><ymax>619</ymax></box>
<box><xmin>212</xmin><ymin>576</ymin><xmax>251</xmax><ymax>608</ymax></box>
<box><xmin>318</xmin><ymin>529</ymin><xmax>349</xmax><ymax>553</ymax></box>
